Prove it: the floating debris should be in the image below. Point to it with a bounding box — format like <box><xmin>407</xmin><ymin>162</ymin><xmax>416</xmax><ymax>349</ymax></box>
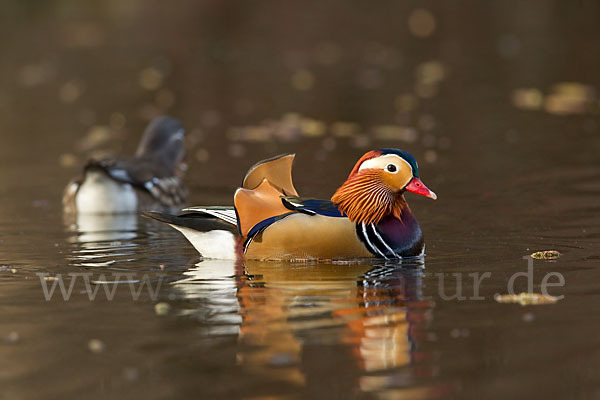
<box><xmin>77</xmin><ymin>125</ymin><xmax>112</xmax><ymax>152</ymax></box>
<box><xmin>200</xmin><ymin>110</ymin><xmax>221</xmax><ymax>128</ymax></box>
<box><xmin>522</xmin><ymin>312</ymin><xmax>535</xmax><ymax>322</ymax></box>
<box><xmin>531</xmin><ymin>250</ymin><xmax>561</xmax><ymax>260</ymax></box>
<box><xmin>59</xmin><ymin>153</ymin><xmax>78</xmax><ymax>168</ymax></box>
<box><xmin>139</xmin><ymin>67</ymin><xmax>163</xmax><ymax>91</ymax></box>
<box><xmin>414</xmin><ymin>61</ymin><xmax>445</xmax><ymax>99</ymax></box>
<box><xmin>373</xmin><ymin>125</ymin><xmax>418</xmax><ymax>142</ymax></box>
<box><xmin>268</xmin><ymin>352</ymin><xmax>295</xmax><ymax>367</ymax></box>
<box><xmin>0</xmin><ymin>266</ymin><xmax>17</xmax><ymax>274</ymax></box>
<box><xmin>18</xmin><ymin>62</ymin><xmax>56</xmax><ymax>87</ymax></box>
<box><xmin>498</xmin><ymin>33</ymin><xmax>521</xmax><ymax>59</ymax></box>
<box><xmin>302</xmin><ymin>118</ymin><xmax>326</xmax><ymax>137</ymax></box>
<box><xmin>195</xmin><ymin>148</ymin><xmax>210</xmax><ymax>163</ymax></box>
<box><xmin>331</xmin><ymin>122</ymin><xmax>360</xmax><ymax>138</ymax></box>
<box><xmin>418</xmin><ymin>114</ymin><xmax>436</xmax><ymax>131</ymax></box>
<box><xmin>515</xmin><ymin>83</ymin><xmax>596</xmax><ymax>115</ymax></box>
<box><xmin>154</xmin><ymin>302</ymin><xmax>171</xmax><ymax>316</ymax></box>
<box><xmin>408</xmin><ymin>9</ymin><xmax>436</xmax><ymax>38</ymax></box>
<box><xmin>545</xmin><ymin>82</ymin><xmax>595</xmax><ymax>115</ymax></box>
<box><xmin>61</xmin><ymin>23</ymin><xmax>106</xmax><ymax>48</ymax></box>
<box><xmin>109</xmin><ymin>112</ymin><xmax>126</xmax><ymax>130</ymax></box>
<box><xmin>424</xmin><ymin>149</ymin><xmax>438</xmax><ymax>163</ymax></box>
<box><xmin>291</xmin><ymin>69</ymin><xmax>314</xmax><ymax>91</ymax></box>
<box><xmin>228</xmin><ymin>143</ymin><xmax>246</xmax><ymax>158</ymax></box>
<box><xmin>313</xmin><ymin>41</ymin><xmax>341</xmax><ymax>65</ymax></box>
<box><xmin>155</xmin><ymin>88</ymin><xmax>175</xmax><ymax>109</ymax></box>
<box><xmin>512</xmin><ymin>88</ymin><xmax>543</xmax><ymax>110</ymax></box>
<box><xmin>59</xmin><ymin>79</ymin><xmax>85</xmax><ymax>103</ymax></box>
<box><xmin>351</xmin><ymin>134</ymin><xmax>371</xmax><ymax>148</ymax></box>
<box><xmin>450</xmin><ymin>328</ymin><xmax>469</xmax><ymax>338</ymax></box>
<box><xmin>357</xmin><ymin>68</ymin><xmax>384</xmax><ymax>89</ymax></box>
<box><xmin>88</xmin><ymin>339</ymin><xmax>106</xmax><ymax>353</ymax></box>
<box><xmin>494</xmin><ymin>292</ymin><xmax>559</xmax><ymax>306</ymax></box>
<box><xmin>122</xmin><ymin>367</ymin><xmax>139</xmax><ymax>381</ymax></box>
<box><xmin>3</xmin><ymin>331</ymin><xmax>20</xmax><ymax>344</ymax></box>
<box><xmin>416</xmin><ymin>61</ymin><xmax>445</xmax><ymax>85</ymax></box>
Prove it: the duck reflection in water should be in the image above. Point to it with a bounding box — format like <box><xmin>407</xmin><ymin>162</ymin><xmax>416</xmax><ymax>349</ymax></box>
<box><xmin>173</xmin><ymin>259</ymin><xmax>439</xmax><ymax>398</ymax></box>
<box><xmin>63</xmin><ymin>213</ymin><xmax>140</xmax><ymax>268</ymax></box>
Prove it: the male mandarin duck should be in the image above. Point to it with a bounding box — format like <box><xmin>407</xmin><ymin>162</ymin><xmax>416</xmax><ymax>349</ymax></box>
<box><xmin>63</xmin><ymin>116</ymin><xmax>187</xmax><ymax>214</ymax></box>
<box><xmin>145</xmin><ymin>149</ymin><xmax>436</xmax><ymax>261</ymax></box>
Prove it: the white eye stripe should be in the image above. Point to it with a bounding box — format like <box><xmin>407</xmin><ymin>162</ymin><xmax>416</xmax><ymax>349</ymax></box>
<box><xmin>358</xmin><ymin>154</ymin><xmax>413</xmax><ymax>174</ymax></box>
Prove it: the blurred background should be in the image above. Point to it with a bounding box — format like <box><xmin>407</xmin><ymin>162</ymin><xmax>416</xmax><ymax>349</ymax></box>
<box><xmin>1</xmin><ymin>1</ymin><xmax>600</xmax><ymax>399</ymax></box>
<box><xmin>1</xmin><ymin>0</ymin><xmax>598</xmax><ymax>203</ymax></box>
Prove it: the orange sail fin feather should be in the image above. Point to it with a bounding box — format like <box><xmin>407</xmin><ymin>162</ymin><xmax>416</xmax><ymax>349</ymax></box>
<box><xmin>234</xmin><ymin>179</ymin><xmax>291</xmax><ymax>237</ymax></box>
<box><xmin>242</xmin><ymin>154</ymin><xmax>298</xmax><ymax>195</ymax></box>
<box><xmin>234</xmin><ymin>154</ymin><xmax>300</xmax><ymax>237</ymax></box>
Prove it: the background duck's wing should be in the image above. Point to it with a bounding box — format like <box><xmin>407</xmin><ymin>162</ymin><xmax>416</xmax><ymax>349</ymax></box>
<box><xmin>242</xmin><ymin>154</ymin><xmax>298</xmax><ymax>196</ymax></box>
<box><xmin>85</xmin><ymin>156</ymin><xmax>187</xmax><ymax>206</ymax></box>
<box><xmin>281</xmin><ymin>197</ymin><xmax>345</xmax><ymax>217</ymax></box>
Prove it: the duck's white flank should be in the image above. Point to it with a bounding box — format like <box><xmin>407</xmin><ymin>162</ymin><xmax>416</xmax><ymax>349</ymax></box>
<box><xmin>75</xmin><ymin>170</ymin><xmax>138</xmax><ymax>214</ymax></box>
<box><xmin>170</xmin><ymin>226</ymin><xmax>237</xmax><ymax>260</ymax></box>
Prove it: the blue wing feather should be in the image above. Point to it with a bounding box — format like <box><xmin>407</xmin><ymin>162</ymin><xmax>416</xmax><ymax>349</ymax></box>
<box><xmin>281</xmin><ymin>197</ymin><xmax>345</xmax><ymax>217</ymax></box>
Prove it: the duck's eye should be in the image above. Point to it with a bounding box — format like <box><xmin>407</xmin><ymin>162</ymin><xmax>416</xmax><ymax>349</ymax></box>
<box><xmin>386</xmin><ymin>164</ymin><xmax>397</xmax><ymax>172</ymax></box>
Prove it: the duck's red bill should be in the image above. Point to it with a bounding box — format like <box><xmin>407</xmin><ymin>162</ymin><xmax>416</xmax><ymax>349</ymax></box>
<box><xmin>405</xmin><ymin>178</ymin><xmax>437</xmax><ymax>200</ymax></box>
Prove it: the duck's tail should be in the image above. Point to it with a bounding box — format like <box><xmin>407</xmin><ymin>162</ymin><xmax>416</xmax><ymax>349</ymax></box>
<box><xmin>143</xmin><ymin>209</ymin><xmax>240</xmax><ymax>260</ymax></box>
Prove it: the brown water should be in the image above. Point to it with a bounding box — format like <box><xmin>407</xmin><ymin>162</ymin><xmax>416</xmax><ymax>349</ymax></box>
<box><xmin>1</xmin><ymin>1</ymin><xmax>600</xmax><ymax>399</ymax></box>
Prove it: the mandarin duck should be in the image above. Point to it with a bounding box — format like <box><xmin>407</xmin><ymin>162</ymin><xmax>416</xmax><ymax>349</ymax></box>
<box><xmin>63</xmin><ymin>116</ymin><xmax>187</xmax><ymax>214</ymax></box>
<box><xmin>145</xmin><ymin>149</ymin><xmax>436</xmax><ymax>261</ymax></box>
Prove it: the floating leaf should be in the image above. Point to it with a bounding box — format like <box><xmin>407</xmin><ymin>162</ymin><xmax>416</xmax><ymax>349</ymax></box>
<box><xmin>154</xmin><ymin>302</ymin><xmax>171</xmax><ymax>316</ymax></box>
<box><xmin>531</xmin><ymin>250</ymin><xmax>560</xmax><ymax>260</ymax></box>
<box><xmin>494</xmin><ymin>292</ymin><xmax>559</xmax><ymax>306</ymax></box>
<box><xmin>88</xmin><ymin>339</ymin><xmax>105</xmax><ymax>353</ymax></box>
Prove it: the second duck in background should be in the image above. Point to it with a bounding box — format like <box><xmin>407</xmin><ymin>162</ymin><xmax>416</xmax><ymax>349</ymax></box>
<box><xmin>63</xmin><ymin>116</ymin><xmax>187</xmax><ymax>214</ymax></box>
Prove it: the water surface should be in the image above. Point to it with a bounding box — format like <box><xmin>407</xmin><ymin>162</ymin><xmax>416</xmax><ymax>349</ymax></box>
<box><xmin>1</xmin><ymin>1</ymin><xmax>600</xmax><ymax>399</ymax></box>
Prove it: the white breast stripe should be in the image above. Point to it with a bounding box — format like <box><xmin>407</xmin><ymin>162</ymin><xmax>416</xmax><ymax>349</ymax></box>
<box><xmin>370</xmin><ymin>224</ymin><xmax>401</xmax><ymax>259</ymax></box>
<box><xmin>361</xmin><ymin>222</ymin><xmax>388</xmax><ymax>259</ymax></box>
